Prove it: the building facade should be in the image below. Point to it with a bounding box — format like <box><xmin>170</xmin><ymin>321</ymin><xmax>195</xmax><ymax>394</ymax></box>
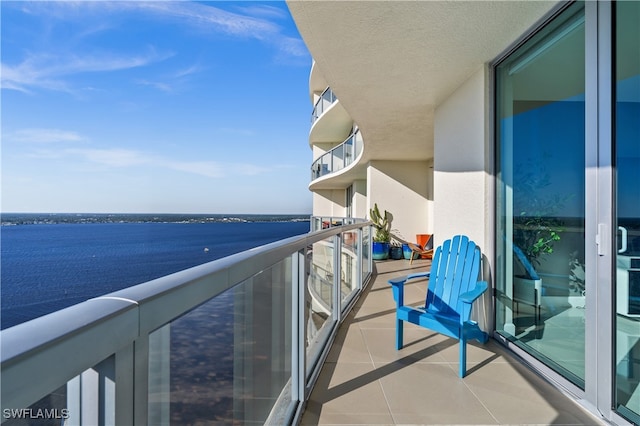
<box><xmin>289</xmin><ymin>1</ymin><xmax>639</xmax><ymax>424</ymax></box>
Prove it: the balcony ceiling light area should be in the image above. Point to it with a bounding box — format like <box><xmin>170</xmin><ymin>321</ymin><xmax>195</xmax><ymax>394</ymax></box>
<box><xmin>288</xmin><ymin>0</ymin><xmax>558</xmax><ymax>162</ymax></box>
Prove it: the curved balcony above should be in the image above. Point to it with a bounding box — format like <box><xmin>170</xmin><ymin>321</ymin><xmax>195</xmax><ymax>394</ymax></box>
<box><xmin>311</xmin><ymin>87</ymin><xmax>337</xmax><ymax>125</ymax></box>
<box><xmin>310</xmin><ymin>131</ymin><xmax>364</xmax><ymax>188</ymax></box>
<box><xmin>309</xmin><ymin>61</ymin><xmax>328</xmax><ymax>103</ymax></box>
<box><xmin>310</xmin><ymin>88</ymin><xmax>353</xmax><ymax>145</ymax></box>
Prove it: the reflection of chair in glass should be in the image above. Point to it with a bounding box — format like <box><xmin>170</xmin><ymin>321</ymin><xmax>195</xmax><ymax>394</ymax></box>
<box><xmin>512</xmin><ymin>244</ymin><xmax>542</xmax><ymax>321</ymax></box>
<box><xmin>389</xmin><ymin>235</ymin><xmax>489</xmax><ymax>377</ymax></box>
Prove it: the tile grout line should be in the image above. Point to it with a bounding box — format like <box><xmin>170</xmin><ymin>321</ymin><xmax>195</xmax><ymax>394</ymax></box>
<box><xmin>461</xmin><ymin>377</ymin><xmax>502</xmax><ymax>425</ymax></box>
<box><xmin>361</xmin><ymin>325</ymin><xmax>398</xmax><ymax>425</ymax></box>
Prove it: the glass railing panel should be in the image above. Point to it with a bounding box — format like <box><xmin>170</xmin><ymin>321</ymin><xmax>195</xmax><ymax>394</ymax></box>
<box><xmin>311</xmin><ymin>88</ymin><xmax>337</xmax><ymax>125</ymax></box>
<box><xmin>2</xmin><ymin>385</ymin><xmax>68</xmax><ymax>425</ymax></box>
<box><xmin>353</xmin><ymin>132</ymin><xmax>363</xmax><ymax>163</ymax></box>
<box><xmin>310</xmin><ymin>130</ymin><xmax>362</xmax><ymax>182</ymax></box>
<box><xmin>341</xmin><ymin>232</ymin><xmax>358</xmax><ymax>309</ymax></box>
<box><xmin>148</xmin><ymin>257</ymin><xmax>293</xmax><ymax>425</ymax></box>
<box><xmin>362</xmin><ymin>227</ymin><xmax>371</xmax><ymax>283</ymax></box>
<box><xmin>333</xmin><ymin>144</ymin><xmax>345</xmax><ymax>172</ymax></box>
<box><xmin>306</xmin><ymin>237</ymin><xmax>335</xmax><ymax>369</ymax></box>
<box><xmin>344</xmin><ymin>135</ymin><xmax>354</xmax><ymax>167</ymax></box>
<box><xmin>321</xmin><ymin>155</ymin><xmax>332</xmax><ymax>177</ymax></box>
<box><xmin>1</xmin><ymin>222</ymin><xmax>373</xmax><ymax>426</ymax></box>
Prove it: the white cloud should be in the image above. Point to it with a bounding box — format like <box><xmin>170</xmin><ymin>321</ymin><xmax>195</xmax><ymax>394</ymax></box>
<box><xmin>233</xmin><ymin>4</ymin><xmax>290</xmax><ymax>21</ymax></box>
<box><xmin>66</xmin><ymin>148</ymin><xmax>152</xmax><ymax>168</ymax></box>
<box><xmin>136</xmin><ymin>79</ymin><xmax>174</xmax><ymax>93</ymax></box>
<box><xmin>10</xmin><ymin>128</ymin><xmax>85</xmax><ymax>144</ymax></box>
<box><xmin>165</xmin><ymin>160</ymin><xmax>271</xmax><ymax>178</ymax></box>
<box><xmin>54</xmin><ymin>146</ymin><xmax>274</xmax><ymax>179</ymax></box>
<box><xmin>2</xmin><ymin>49</ymin><xmax>173</xmax><ymax>93</ymax></box>
<box><xmin>166</xmin><ymin>161</ymin><xmax>225</xmax><ymax>178</ymax></box>
<box><xmin>0</xmin><ymin>0</ymin><xmax>310</xmax><ymax>95</ymax></box>
<box><xmin>127</xmin><ymin>2</ymin><xmax>280</xmax><ymax>40</ymax></box>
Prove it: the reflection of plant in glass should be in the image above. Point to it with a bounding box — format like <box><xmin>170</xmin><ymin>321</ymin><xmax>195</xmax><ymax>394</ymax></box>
<box><xmin>513</xmin><ymin>154</ymin><xmax>568</xmax><ymax>269</ymax></box>
<box><xmin>568</xmin><ymin>250</ymin><xmax>586</xmax><ymax>295</ymax></box>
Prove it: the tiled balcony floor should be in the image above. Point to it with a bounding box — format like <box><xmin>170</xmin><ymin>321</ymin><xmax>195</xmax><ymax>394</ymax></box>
<box><xmin>300</xmin><ymin>259</ymin><xmax>605</xmax><ymax>425</ymax></box>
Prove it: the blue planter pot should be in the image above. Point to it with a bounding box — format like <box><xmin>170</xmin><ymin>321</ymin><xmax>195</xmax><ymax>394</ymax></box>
<box><xmin>390</xmin><ymin>246</ymin><xmax>403</xmax><ymax>260</ymax></box>
<box><xmin>402</xmin><ymin>244</ymin><xmax>420</xmax><ymax>260</ymax></box>
<box><xmin>372</xmin><ymin>242</ymin><xmax>390</xmax><ymax>260</ymax></box>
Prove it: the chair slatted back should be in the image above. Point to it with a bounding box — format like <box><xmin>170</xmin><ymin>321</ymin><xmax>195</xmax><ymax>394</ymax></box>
<box><xmin>424</xmin><ymin>235</ymin><xmax>481</xmax><ymax>322</ymax></box>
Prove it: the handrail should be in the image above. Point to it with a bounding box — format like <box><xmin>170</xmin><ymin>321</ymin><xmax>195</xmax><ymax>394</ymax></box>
<box><xmin>310</xmin><ymin>130</ymin><xmax>363</xmax><ymax>181</ymax></box>
<box><xmin>311</xmin><ymin>86</ymin><xmax>337</xmax><ymax>124</ymax></box>
<box><xmin>310</xmin><ymin>215</ymin><xmax>368</xmax><ymax>232</ymax></box>
<box><xmin>1</xmin><ymin>221</ymin><xmax>373</xmax><ymax>425</ymax></box>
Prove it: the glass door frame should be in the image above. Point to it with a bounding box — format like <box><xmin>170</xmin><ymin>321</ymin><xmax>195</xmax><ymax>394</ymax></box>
<box><xmin>584</xmin><ymin>0</ymin><xmax>615</xmax><ymax>420</ymax></box>
<box><xmin>491</xmin><ymin>0</ymin><xmax>588</xmax><ymax>401</ymax></box>
<box><xmin>492</xmin><ymin>2</ymin><xmax>635</xmax><ymax>424</ymax></box>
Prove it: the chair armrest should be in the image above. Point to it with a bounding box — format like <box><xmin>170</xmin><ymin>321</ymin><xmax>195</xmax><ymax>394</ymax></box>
<box><xmin>388</xmin><ymin>272</ymin><xmax>431</xmax><ymax>307</ymax></box>
<box><xmin>406</xmin><ymin>272</ymin><xmax>431</xmax><ymax>281</ymax></box>
<box><xmin>459</xmin><ymin>281</ymin><xmax>488</xmax><ymax>304</ymax></box>
<box><xmin>388</xmin><ymin>272</ymin><xmax>430</xmax><ymax>287</ymax></box>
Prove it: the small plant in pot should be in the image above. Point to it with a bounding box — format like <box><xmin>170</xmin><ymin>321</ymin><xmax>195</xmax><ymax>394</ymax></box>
<box><xmin>389</xmin><ymin>240</ymin><xmax>404</xmax><ymax>260</ymax></box>
<box><xmin>369</xmin><ymin>203</ymin><xmax>392</xmax><ymax>260</ymax></box>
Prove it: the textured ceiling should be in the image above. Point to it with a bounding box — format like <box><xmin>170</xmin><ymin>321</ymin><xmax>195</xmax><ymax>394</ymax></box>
<box><xmin>288</xmin><ymin>0</ymin><xmax>559</xmax><ymax>162</ymax></box>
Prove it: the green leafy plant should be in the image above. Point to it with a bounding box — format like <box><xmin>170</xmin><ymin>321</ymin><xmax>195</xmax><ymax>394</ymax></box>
<box><xmin>513</xmin><ymin>155</ymin><xmax>567</xmax><ymax>270</ymax></box>
<box><xmin>369</xmin><ymin>203</ymin><xmax>391</xmax><ymax>243</ymax></box>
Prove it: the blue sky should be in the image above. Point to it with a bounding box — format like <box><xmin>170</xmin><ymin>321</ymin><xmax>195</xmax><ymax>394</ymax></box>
<box><xmin>1</xmin><ymin>1</ymin><xmax>313</xmax><ymax>214</ymax></box>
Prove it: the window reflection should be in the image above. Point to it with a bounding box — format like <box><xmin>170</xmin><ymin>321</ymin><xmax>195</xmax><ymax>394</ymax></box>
<box><xmin>615</xmin><ymin>1</ymin><xmax>640</xmax><ymax>422</ymax></box>
<box><xmin>495</xmin><ymin>2</ymin><xmax>586</xmax><ymax>387</ymax></box>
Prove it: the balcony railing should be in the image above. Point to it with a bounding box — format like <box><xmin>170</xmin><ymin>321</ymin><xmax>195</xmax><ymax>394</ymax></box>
<box><xmin>0</xmin><ymin>222</ymin><xmax>373</xmax><ymax>425</ymax></box>
<box><xmin>310</xmin><ymin>215</ymin><xmax>367</xmax><ymax>232</ymax></box>
<box><xmin>311</xmin><ymin>130</ymin><xmax>363</xmax><ymax>181</ymax></box>
<box><xmin>311</xmin><ymin>87</ymin><xmax>337</xmax><ymax>125</ymax></box>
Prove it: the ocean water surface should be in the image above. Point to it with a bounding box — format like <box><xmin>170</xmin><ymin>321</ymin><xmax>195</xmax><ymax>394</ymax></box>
<box><xmin>1</xmin><ymin>214</ymin><xmax>310</xmax><ymax>329</ymax></box>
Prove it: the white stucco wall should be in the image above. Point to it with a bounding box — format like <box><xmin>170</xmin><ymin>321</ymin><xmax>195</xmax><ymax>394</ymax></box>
<box><xmin>433</xmin><ymin>66</ymin><xmax>490</xmax><ymax>249</ymax></box>
<box><xmin>367</xmin><ymin>160</ymin><xmax>431</xmax><ymax>243</ymax></box>
<box><xmin>434</xmin><ymin>66</ymin><xmax>492</xmax><ymax>331</ymax></box>
<box><xmin>312</xmin><ymin>190</ymin><xmax>346</xmax><ymax>218</ymax></box>
<box><xmin>352</xmin><ymin>179</ymin><xmax>367</xmax><ymax>219</ymax></box>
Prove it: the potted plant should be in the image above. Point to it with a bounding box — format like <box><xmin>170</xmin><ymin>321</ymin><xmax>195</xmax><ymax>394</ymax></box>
<box><xmin>511</xmin><ymin>156</ymin><xmax>566</xmax><ymax>308</ymax></box>
<box><xmin>369</xmin><ymin>203</ymin><xmax>391</xmax><ymax>260</ymax></box>
<box><xmin>390</xmin><ymin>240</ymin><xmax>403</xmax><ymax>260</ymax></box>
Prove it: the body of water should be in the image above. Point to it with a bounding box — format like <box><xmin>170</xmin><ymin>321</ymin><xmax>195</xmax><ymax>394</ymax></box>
<box><xmin>1</xmin><ymin>214</ymin><xmax>310</xmax><ymax>329</ymax></box>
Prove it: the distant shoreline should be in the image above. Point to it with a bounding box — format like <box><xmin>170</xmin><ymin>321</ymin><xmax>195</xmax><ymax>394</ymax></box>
<box><xmin>1</xmin><ymin>213</ymin><xmax>311</xmax><ymax>226</ymax></box>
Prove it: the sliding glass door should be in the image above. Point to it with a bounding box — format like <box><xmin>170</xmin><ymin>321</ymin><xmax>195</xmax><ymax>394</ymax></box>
<box><xmin>495</xmin><ymin>1</ymin><xmax>586</xmax><ymax>387</ymax></box>
<box><xmin>495</xmin><ymin>1</ymin><xmax>640</xmax><ymax>422</ymax></box>
<box><xmin>615</xmin><ymin>1</ymin><xmax>640</xmax><ymax>422</ymax></box>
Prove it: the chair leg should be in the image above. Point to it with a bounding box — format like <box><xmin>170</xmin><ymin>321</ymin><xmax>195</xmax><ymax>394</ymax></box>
<box><xmin>459</xmin><ymin>337</ymin><xmax>467</xmax><ymax>378</ymax></box>
<box><xmin>396</xmin><ymin>319</ymin><xmax>404</xmax><ymax>349</ymax></box>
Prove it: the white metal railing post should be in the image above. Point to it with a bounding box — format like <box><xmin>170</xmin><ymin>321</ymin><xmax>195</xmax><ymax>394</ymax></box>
<box><xmin>368</xmin><ymin>225</ymin><xmax>374</xmax><ymax>274</ymax></box>
<box><xmin>357</xmin><ymin>227</ymin><xmax>363</xmax><ymax>291</ymax></box>
<box><xmin>66</xmin><ymin>356</ymin><xmax>116</xmax><ymax>426</ymax></box>
<box><xmin>332</xmin><ymin>234</ymin><xmax>342</xmax><ymax>322</ymax></box>
<box><xmin>291</xmin><ymin>250</ymin><xmax>306</xmax><ymax>406</ymax></box>
<box><xmin>330</xmin><ymin>150</ymin><xmax>334</xmax><ymax>175</ymax></box>
<box><xmin>148</xmin><ymin>326</ymin><xmax>170</xmax><ymax>426</ymax></box>
<box><xmin>114</xmin><ymin>343</ymin><xmax>135</xmax><ymax>426</ymax></box>
<box><xmin>133</xmin><ymin>335</ymin><xmax>150</xmax><ymax>425</ymax></box>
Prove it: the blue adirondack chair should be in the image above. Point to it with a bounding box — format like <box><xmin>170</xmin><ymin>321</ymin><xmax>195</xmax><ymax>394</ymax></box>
<box><xmin>388</xmin><ymin>235</ymin><xmax>489</xmax><ymax>377</ymax></box>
